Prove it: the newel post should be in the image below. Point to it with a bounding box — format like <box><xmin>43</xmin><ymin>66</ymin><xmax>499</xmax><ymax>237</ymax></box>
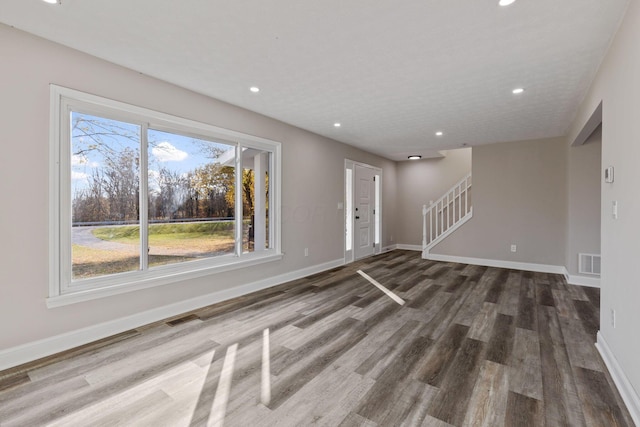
<box><xmin>422</xmin><ymin>204</ymin><xmax>428</xmax><ymax>249</ymax></box>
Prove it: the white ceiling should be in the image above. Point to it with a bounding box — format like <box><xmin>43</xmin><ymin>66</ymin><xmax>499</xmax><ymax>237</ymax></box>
<box><xmin>0</xmin><ymin>0</ymin><xmax>629</xmax><ymax>161</ymax></box>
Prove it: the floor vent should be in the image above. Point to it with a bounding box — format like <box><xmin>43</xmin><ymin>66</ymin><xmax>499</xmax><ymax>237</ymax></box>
<box><xmin>579</xmin><ymin>253</ymin><xmax>601</xmax><ymax>276</ymax></box>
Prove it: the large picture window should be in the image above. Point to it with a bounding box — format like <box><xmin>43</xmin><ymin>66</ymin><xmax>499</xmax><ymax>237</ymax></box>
<box><xmin>50</xmin><ymin>86</ymin><xmax>281</xmax><ymax>306</ymax></box>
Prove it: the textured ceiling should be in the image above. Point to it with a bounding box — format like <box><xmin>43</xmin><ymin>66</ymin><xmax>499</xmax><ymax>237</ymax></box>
<box><xmin>0</xmin><ymin>0</ymin><xmax>629</xmax><ymax>161</ymax></box>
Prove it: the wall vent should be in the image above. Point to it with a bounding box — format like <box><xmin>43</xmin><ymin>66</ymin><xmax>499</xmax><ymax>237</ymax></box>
<box><xmin>579</xmin><ymin>253</ymin><xmax>601</xmax><ymax>276</ymax></box>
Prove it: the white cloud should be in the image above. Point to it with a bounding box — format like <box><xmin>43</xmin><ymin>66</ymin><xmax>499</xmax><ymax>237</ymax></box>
<box><xmin>71</xmin><ymin>171</ymin><xmax>89</xmax><ymax>181</ymax></box>
<box><xmin>152</xmin><ymin>141</ymin><xmax>188</xmax><ymax>162</ymax></box>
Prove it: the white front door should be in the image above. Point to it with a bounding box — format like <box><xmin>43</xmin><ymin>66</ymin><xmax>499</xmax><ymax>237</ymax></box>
<box><xmin>354</xmin><ymin>164</ymin><xmax>376</xmax><ymax>260</ymax></box>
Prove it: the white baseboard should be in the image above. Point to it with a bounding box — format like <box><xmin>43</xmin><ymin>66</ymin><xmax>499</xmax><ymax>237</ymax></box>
<box><xmin>396</xmin><ymin>244</ymin><xmax>422</xmax><ymax>251</ymax></box>
<box><xmin>382</xmin><ymin>244</ymin><xmax>397</xmax><ymax>252</ymax></box>
<box><xmin>596</xmin><ymin>332</ymin><xmax>640</xmax><ymax>426</ymax></box>
<box><xmin>0</xmin><ymin>258</ymin><xmax>344</xmax><ymax>372</ymax></box>
<box><xmin>424</xmin><ymin>253</ymin><xmax>566</xmax><ymax>275</ymax></box>
<box><xmin>564</xmin><ymin>271</ymin><xmax>601</xmax><ymax>288</ymax></box>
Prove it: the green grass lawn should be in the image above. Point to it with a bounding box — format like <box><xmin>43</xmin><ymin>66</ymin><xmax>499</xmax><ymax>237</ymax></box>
<box><xmin>93</xmin><ymin>222</ymin><xmax>235</xmax><ymax>250</ymax></box>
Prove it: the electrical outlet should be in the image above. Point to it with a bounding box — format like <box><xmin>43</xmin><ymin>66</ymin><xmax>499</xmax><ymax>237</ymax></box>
<box><xmin>304</xmin><ymin>248</ymin><xmax>309</xmax><ymax>257</ymax></box>
<box><xmin>510</xmin><ymin>244</ymin><xmax>517</xmax><ymax>252</ymax></box>
<box><xmin>390</xmin><ymin>235</ymin><xmax>394</xmax><ymax>242</ymax></box>
<box><xmin>611</xmin><ymin>308</ymin><xmax>616</xmax><ymax>328</ymax></box>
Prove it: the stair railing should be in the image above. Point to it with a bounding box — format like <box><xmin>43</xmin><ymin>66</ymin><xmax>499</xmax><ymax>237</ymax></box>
<box><xmin>422</xmin><ymin>173</ymin><xmax>472</xmax><ymax>255</ymax></box>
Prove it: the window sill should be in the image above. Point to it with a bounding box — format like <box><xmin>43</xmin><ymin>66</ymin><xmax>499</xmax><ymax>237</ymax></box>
<box><xmin>46</xmin><ymin>252</ymin><xmax>283</xmax><ymax>308</ymax></box>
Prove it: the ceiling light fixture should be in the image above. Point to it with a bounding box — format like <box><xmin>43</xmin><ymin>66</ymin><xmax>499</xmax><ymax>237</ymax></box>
<box><xmin>512</xmin><ymin>87</ymin><xmax>525</xmax><ymax>94</ymax></box>
<box><xmin>334</xmin><ymin>122</ymin><xmax>341</xmax><ymax>127</ymax></box>
<box><xmin>499</xmin><ymin>0</ymin><xmax>515</xmax><ymax>6</ymax></box>
<box><xmin>435</xmin><ymin>131</ymin><xmax>444</xmax><ymax>136</ymax></box>
<box><xmin>249</xmin><ymin>86</ymin><xmax>260</xmax><ymax>93</ymax></box>
<box><xmin>408</xmin><ymin>155</ymin><xmax>422</xmax><ymax>160</ymax></box>
<box><xmin>42</xmin><ymin>0</ymin><xmax>60</xmax><ymax>3</ymax></box>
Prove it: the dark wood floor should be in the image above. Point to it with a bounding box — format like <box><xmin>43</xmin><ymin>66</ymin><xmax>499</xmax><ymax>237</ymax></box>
<box><xmin>0</xmin><ymin>250</ymin><xmax>633</xmax><ymax>426</ymax></box>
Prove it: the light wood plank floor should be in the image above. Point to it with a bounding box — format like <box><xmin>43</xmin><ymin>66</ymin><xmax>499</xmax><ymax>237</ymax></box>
<box><xmin>0</xmin><ymin>250</ymin><xmax>634</xmax><ymax>426</ymax></box>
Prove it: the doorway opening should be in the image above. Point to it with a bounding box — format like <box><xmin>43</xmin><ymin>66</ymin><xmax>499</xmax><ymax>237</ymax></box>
<box><xmin>345</xmin><ymin>160</ymin><xmax>382</xmax><ymax>263</ymax></box>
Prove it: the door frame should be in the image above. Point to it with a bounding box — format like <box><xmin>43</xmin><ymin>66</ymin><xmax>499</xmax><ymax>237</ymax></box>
<box><xmin>344</xmin><ymin>159</ymin><xmax>382</xmax><ymax>264</ymax></box>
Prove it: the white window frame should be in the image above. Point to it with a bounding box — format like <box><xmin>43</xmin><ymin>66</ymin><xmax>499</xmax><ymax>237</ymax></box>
<box><xmin>48</xmin><ymin>85</ymin><xmax>282</xmax><ymax>307</ymax></box>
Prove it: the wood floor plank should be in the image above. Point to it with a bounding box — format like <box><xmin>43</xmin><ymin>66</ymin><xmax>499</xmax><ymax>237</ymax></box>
<box><xmin>0</xmin><ymin>372</ymin><xmax>29</xmax><ymax>393</ymax></box>
<box><xmin>378</xmin><ymin>379</ymin><xmax>438</xmax><ymax>426</ymax></box>
<box><xmin>427</xmin><ymin>338</ymin><xmax>487</xmax><ymax>426</ymax></box>
<box><xmin>338</xmin><ymin>412</ymin><xmax>378</xmax><ymax>427</ymax></box>
<box><xmin>565</xmin><ymin>282</ymin><xmax>590</xmax><ymax>302</ymax></box>
<box><xmin>486</xmin><ymin>313</ymin><xmax>515</xmax><ymax>365</ymax></box>
<box><xmin>538</xmin><ymin>305</ymin><xmax>587</xmax><ymax>427</ymax></box>
<box><xmin>354</xmin><ymin>334</ymin><xmax>433</xmax><ymax>424</ymax></box>
<box><xmin>451</xmin><ymin>270</ymin><xmax>494</xmax><ymax>327</ymax></box>
<box><xmin>414</xmin><ymin>323</ymin><xmax>470</xmax><ymax>386</ymax></box>
<box><xmin>509</xmin><ymin>327</ymin><xmax>543</xmax><ymax>401</ymax></box>
<box><xmin>276</xmin><ymin>306</ymin><xmax>360</xmax><ymax>351</ymax></box>
<box><xmin>573</xmin><ymin>366</ymin><xmax>632</xmax><ymax>427</ymax></box>
<box><xmin>443</xmin><ymin>272</ymin><xmax>469</xmax><ymax>293</ymax></box>
<box><xmin>536</xmin><ymin>282</ymin><xmax>556</xmax><ymax>307</ymax></box>
<box><xmin>573</xmin><ymin>299</ymin><xmax>600</xmax><ymax>340</ymax></box>
<box><xmin>581</xmin><ymin>286</ymin><xmax>600</xmax><ymax>307</ymax></box>
<box><xmin>467</xmin><ymin>302</ymin><xmax>498</xmax><ymax>342</ymax></box>
<box><xmin>420</xmin><ymin>415</ymin><xmax>456</xmax><ymax>427</ymax></box>
<box><xmin>484</xmin><ymin>269</ymin><xmax>509</xmax><ymax>304</ymax></box>
<box><xmin>407</xmin><ymin>283</ymin><xmax>443</xmax><ymax>309</ymax></box>
<box><xmin>505</xmin><ymin>391</ymin><xmax>544</xmax><ymax>427</ymax></box>
<box><xmin>268</xmin><ymin>319</ymin><xmax>367</xmax><ymax>410</ymax></box>
<box><xmin>400</xmin><ymin>277</ymin><xmax>435</xmax><ymax>302</ymax></box>
<box><xmin>558</xmin><ymin>316</ymin><xmax>602</xmax><ymax>371</ymax></box>
<box><xmin>253</xmin><ymin>368</ymin><xmax>374</xmax><ymax>427</ymax></box>
<box><xmin>552</xmin><ymin>289</ymin><xmax>581</xmax><ymax>319</ymax></box>
<box><xmin>332</xmin><ymin>312</ymin><xmax>420</xmax><ymax>374</ymax></box>
<box><xmin>462</xmin><ymin>360</ymin><xmax>509</xmax><ymax>427</ymax></box>
<box><xmin>293</xmin><ymin>294</ymin><xmax>361</xmax><ymax>328</ymax></box>
<box><xmin>395</xmin><ymin>269</ymin><xmax>431</xmax><ymax>293</ymax></box>
<box><xmin>497</xmin><ymin>271</ymin><xmax>521</xmax><ymax>317</ymax></box>
<box><xmin>355</xmin><ymin>320</ymin><xmax>422</xmax><ymax>379</ymax></box>
<box><xmin>420</xmin><ymin>277</ymin><xmax>474</xmax><ymax>339</ymax></box>
<box><xmin>49</xmin><ymin>389</ymin><xmax>173</xmax><ymax>427</ymax></box>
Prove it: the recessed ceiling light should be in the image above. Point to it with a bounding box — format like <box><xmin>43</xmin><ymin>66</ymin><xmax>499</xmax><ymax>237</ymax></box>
<box><xmin>408</xmin><ymin>155</ymin><xmax>422</xmax><ymax>160</ymax></box>
<box><xmin>512</xmin><ymin>87</ymin><xmax>525</xmax><ymax>94</ymax></box>
<box><xmin>334</xmin><ymin>122</ymin><xmax>341</xmax><ymax>128</ymax></box>
<box><xmin>499</xmin><ymin>0</ymin><xmax>515</xmax><ymax>6</ymax></box>
<box><xmin>249</xmin><ymin>86</ymin><xmax>260</xmax><ymax>93</ymax></box>
<box><xmin>435</xmin><ymin>131</ymin><xmax>444</xmax><ymax>136</ymax></box>
<box><xmin>42</xmin><ymin>0</ymin><xmax>60</xmax><ymax>4</ymax></box>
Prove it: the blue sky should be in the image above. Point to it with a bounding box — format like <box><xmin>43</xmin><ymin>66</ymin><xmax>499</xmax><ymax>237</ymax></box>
<box><xmin>71</xmin><ymin>112</ymin><xmax>233</xmax><ymax>193</ymax></box>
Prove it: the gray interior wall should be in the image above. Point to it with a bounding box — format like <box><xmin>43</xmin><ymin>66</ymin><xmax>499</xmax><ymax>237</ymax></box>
<box><xmin>433</xmin><ymin>137</ymin><xmax>568</xmax><ymax>267</ymax></box>
<box><xmin>0</xmin><ymin>24</ymin><xmax>397</xmax><ymax>351</ymax></box>
<box><xmin>566</xmin><ymin>127</ymin><xmax>602</xmax><ymax>277</ymax></box>
<box><xmin>395</xmin><ymin>148</ymin><xmax>472</xmax><ymax>246</ymax></box>
<box><xmin>567</xmin><ymin>0</ymin><xmax>640</xmax><ymax>402</ymax></box>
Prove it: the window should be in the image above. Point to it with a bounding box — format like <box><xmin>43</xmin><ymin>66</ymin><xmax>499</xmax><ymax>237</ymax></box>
<box><xmin>49</xmin><ymin>86</ymin><xmax>281</xmax><ymax>306</ymax></box>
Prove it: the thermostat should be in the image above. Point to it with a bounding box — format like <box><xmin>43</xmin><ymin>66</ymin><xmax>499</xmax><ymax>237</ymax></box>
<box><xmin>605</xmin><ymin>166</ymin><xmax>614</xmax><ymax>183</ymax></box>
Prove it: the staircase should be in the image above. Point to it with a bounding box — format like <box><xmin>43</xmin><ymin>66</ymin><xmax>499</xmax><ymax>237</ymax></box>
<box><xmin>422</xmin><ymin>173</ymin><xmax>472</xmax><ymax>258</ymax></box>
